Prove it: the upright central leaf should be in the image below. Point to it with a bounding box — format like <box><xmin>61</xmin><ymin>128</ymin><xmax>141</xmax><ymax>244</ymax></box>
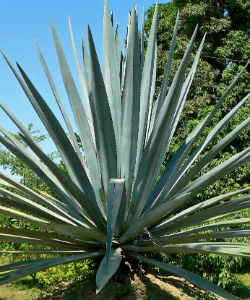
<box><xmin>88</xmin><ymin>26</ymin><xmax>117</xmax><ymax>196</ymax></box>
<box><xmin>121</xmin><ymin>8</ymin><xmax>141</xmax><ymax>194</ymax></box>
<box><xmin>103</xmin><ymin>0</ymin><xmax>121</xmax><ymax>175</ymax></box>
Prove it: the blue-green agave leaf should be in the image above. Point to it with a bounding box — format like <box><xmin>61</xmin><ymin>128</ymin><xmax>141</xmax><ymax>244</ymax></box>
<box><xmin>121</xmin><ymin>8</ymin><xmax>141</xmax><ymax>194</ymax></box>
<box><xmin>106</xmin><ymin>179</ymin><xmax>125</xmax><ymax>266</ymax></box>
<box><xmin>87</xmin><ymin>25</ymin><xmax>117</xmax><ymax>195</ymax></box>
<box><xmin>127</xmin><ymin>25</ymin><xmax>198</xmax><ymax>228</ymax></box>
<box><xmin>103</xmin><ymin>0</ymin><xmax>121</xmax><ymax>173</ymax></box>
<box><xmin>115</xmin><ymin>23</ymin><xmax>123</xmax><ymax>82</ymax></box>
<box><xmin>140</xmin><ymin>5</ymin><xmax>145</xmax><ymax>72</ymax></box>
<box><xmin>152</xmin><ymin>188</ymin><xmax>250</xmax><ymax>234</ymax></box>
<box><xmin>50</xmin><ymin>21</ymin><xmax>105</xmax><ymax>216</ymax></box>
<box><xmin>135</xmin><ymin>3</ymin><xmax>158</xmax><ymax>176</ymax></box>
<box><xmin>120</xmin><ymin>147</ymin><xmax>250</xmax><ymax>242</ymax></box>
<box><xmin>34</xmin><ymin>41</ymin><xmax>87</xmax><ymax>170</ymax></box>
<box><xmin>128</xmin><ymin>254</ymin><xmax>239</xmax><ymax>300</ymax></box>
<box><xmin>16</xmin><ymin>64</ymin><xmax>105</xmax><ymax>226</ymax></box>
<box><xmin>150</xmin><ymin>10</ymin><xmax>179</xmax><ymax>132</ymax></box>
<box><xmin>96</xmin><ymin>248</ymin><xmax>122</xmax><ymax>293</ymax></box>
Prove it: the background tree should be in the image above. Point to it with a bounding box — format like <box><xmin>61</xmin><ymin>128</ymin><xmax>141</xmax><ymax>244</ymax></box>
<box><xmin>145</xmin><ymin>0</ymin><xmax>250</xmax><ymax>201</ymax></box>
<box><xmin>144</xmin><ymin>0</ymin><xmax>250</xmax><ymax>290</ymax></box>
<box><xmin>0</xmin><ymin>124</ymin><xmax>54</xmax><ymax>193</ymax></box>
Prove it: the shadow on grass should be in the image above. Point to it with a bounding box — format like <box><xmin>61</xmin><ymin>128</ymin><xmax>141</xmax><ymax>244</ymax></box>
<box><xmin>230</xmin><ymin>280</ymin><xmax>250</xmax><ymax>300</ymax></box>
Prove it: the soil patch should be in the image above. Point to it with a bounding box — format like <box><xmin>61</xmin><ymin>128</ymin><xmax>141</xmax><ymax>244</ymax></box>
<box><xmin>36</xmin><ymin>262</ymin><xmax>217</xmax><ymax>300</ymax></box>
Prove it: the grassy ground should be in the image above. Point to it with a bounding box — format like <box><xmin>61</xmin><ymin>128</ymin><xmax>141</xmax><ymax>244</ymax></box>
<box><xmin>0</xmin><ymin>276</ymin><xmax>42</xmax><ymax>300</ymax></box>
<box><xmin>0</xmin><ymin>265</ymin><xmax>249</xmax><ymax>300</ymax></box>
<box><xmin>233</xmin><ymin>274</ymin><xmax>250</xmax><ymax>300</ymax></box>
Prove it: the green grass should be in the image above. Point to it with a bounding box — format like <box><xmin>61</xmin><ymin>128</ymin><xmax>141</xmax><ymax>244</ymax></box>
<box><xmin>232</xmin><ymin>273</ymin><xmax>250</xmax><ymax>300</ymax></box>
<box><xmin>0</xmin><ymin>276</ymin><xmax>42</xmax><ymax>300</ymax></box>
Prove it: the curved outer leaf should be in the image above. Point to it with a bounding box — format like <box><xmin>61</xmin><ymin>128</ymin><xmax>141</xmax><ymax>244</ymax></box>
<box><xmin>2</xmin><ymin>127</ymin><xmax>99</xmax><ymax>227</ymax></box>
<box><xmin>119</xmin><ymin>148</ymin><xmax>250</xmax><ymax>243</ymax></box>
<box><xmin>0</xmin><ymin>249</ymin><xmax>100</xmax><ymax>255</ymax></box>
<box><xmin>169</xmin><ymin>116</ymin><xmax>250</xmax><ymax>198</ymax></box>
<box><xmin>0</xmin><ymin>251</ymin><xmax>104</xmax><ymax>285</ymax></box>
<box><xmin>103</xmin><ymin>0</ymin><xmax>121</xmax><ymax>173</ymax></box>
<box><xmin>135</xmin><ymin>229</ymin><xmax>250</xmax><ymax>245</ymax></box>
<box><xmin>120</xmin><ymin>8</ymin><xmax>141</xmax><ymax>194</ymax></box>
<box><xmin>0</xmin><ymin>51</ymin><xmax>105</xmax><ymax>226</ymax></box>
<box><xmin>145</xmin><ymin>39</ymin><xmax>157</xmax><ymax>143</ymax></box>
<box><xmin>159</xmin><ymin>93</ymin><xmax>250</xmax><ymax>205</ymax></box>
<box><xmin>128</xmin><ymin>254</ymin><xmax>239</xmax><ymax>300</ymax></box>
<box><xmin>16</xmin><ymin>64</ymin><xmax>105</xmax><ymax>227</ymax></box>
<box><xmin>146</xmin><ymin>33</ymin><xmax>207</xmax><ymax>210</ymax></box>
<box><xmin>156</xmin><ymin>218</ymin><xmax>250</xmax><ymax>237</ymax></box>
<box><xmin>0</xmin><ymin>133</ymin><xmax>83</xmax><ymax>216</ymax></box>
<box><xmin>0</xmin><ymin>126</ymin><xmax>66</xmax><ymax>196</ymax></box>
<box><xmin>87</xmin><ymin>26</ymin><xmax>117</xmax><ymax>196</ymax></box>
<box><xmin>124</xmin><ymin>243</ymin><xmax>249</xmax><ymax>257</ymax></box>
<box><xmin>0</xmin><ymin>233</ymin><xmax>82</xmax><ymax>250</ymax></box>
<box><xmin>0</xmin><ymin>106</ymin><xmax>87</xmax><ymax>222</ymax></box>
<box><xmin>34</xmin><ymin>41</ymin><xmax>87</xmax><ymax>172</ymax></box>
<box><xmin>96</xmin><ymin>248</ymin><xmax>122</xmax><ymax>293</ymax></box>
<box><xmin>150</xmin><ymin>63</ymin><xmax>250</xmax><ymax>208</ymax></box>
<box><xmin>68</xmin><ymin>18</ymin><xmax>95</xmax><ymax>146</ymax></box>
<box><xmin>149</xmin><ymin>10</ymin><xmax>179</xmax><ymax>137</ymax></box>
<box><xmin>81</xmin><ymin>36</ymin><xmax>91</xmax><ymax>92</ymax></box>
<box><xmin>0</xmin><ymin>227</ymin><xmax>99</xmax><ymax>247</ymax></box>
<box><xmin>0</xmin><ymin>260</ymin><xmax>37</xmax><ymax>272</ymax></box>
<box><xmin>149</xmin><ymin>148</ymin><xmax>250</xmax><ymax>230</ymax></box>
<box><xmin>1</xmin><ymin>51</ymin><xmax>88</xmax><ymax>196</ymax></box>
<box><xmin>0</xmin><ymin>205</ymin><xmax>106</xmax><ymax>243</ymax></box>
<box><xmin>0</xmin><ymin>187</ymin><xmax>75</xmax><ymax>225</ymax></box>
<box><xmin>0</xmin><ymin>101</ymin><xmax>39</xmax><ymax>150</ymax></box>
<box><xmin>0</xmin><ymin>131</ymin><xmax>95</xmax><ymax>229</ymax></box>
<box><xmin>153</xmin><ymin>195</ymin><xmax>250</xmax><ymax>236</ymax></box>
<box><xmin>0</xmin><ymin>170</ymin><xmax>83</xmax><ymax>225</ymax></box>
<box><xmin>152</xmin><ymin>188</ymin><xmax>250</xmax><ymax>234</ymax></box>
<box><xmin>177</xmin><ymin>148</ymin><xmax>250</xmax><ymax>201</ymax></box>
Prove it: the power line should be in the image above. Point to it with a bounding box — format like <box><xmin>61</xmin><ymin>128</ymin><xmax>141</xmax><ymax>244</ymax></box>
<box><xmin>0</xmin><ymin>31</ymin><xmax>74</xmax><ymax>41</ymax></box>
<box><xmin>1</xmin><ymin>30</ymin><xmax>248</xmax><ymax>64</ymax></box>
<box><xmin>201</xmin><ymin>55</ymin><xmax>249</xmax><ymax>64</ymax></box>
<box><xmin>1</xmin><ymin>48</ymin><xmax>248</xmax><ymax>64</ymax></box>
<box><xmin>0</xmin><ymin>48</ymin><xmax>56</xmax><ymax>56</ymax></box>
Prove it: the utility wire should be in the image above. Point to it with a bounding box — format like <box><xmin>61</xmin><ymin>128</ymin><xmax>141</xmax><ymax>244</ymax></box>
<box><xmin>0</xmin><ymin>31</ymin><xmax>74</xmax><ymax>41</ymax></box>
<box><xmin>202</xmin><ymin>55</ymin><xmax>249</xmax><ymax>64</ymax></box>
<box><xmin>0</xmin><ymin>48</ymin><xmax>247</xmax><ymax>64</ymax></box>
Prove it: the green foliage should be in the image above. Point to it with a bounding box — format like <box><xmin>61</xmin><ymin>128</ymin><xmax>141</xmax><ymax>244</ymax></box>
<box><xmin>144</xmin><ymin>0</ymin><xmax>250</xmax><ymax>205</ymax></box>
<box><xmin>36</xmin><ymin>259</ymin><xmax>95</xmax><ymax>288</ymax></box>
<box><xmin>0</xmin><ymin>123</ymin><xmax>56</xmax><ymax>193</ymax></box>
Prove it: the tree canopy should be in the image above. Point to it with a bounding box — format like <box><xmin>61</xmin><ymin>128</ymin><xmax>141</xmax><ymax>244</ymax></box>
<box><xmin>145</xmin><ymin>0</ymin><xmax>250</xmax><ymax>201</ymax></box>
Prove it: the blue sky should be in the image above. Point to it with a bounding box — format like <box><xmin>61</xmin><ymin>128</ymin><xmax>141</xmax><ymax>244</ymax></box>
<box><xmin>0</xmin><ymin>0</ymin><xmax>165</xmax><ymax>154</ymax></box>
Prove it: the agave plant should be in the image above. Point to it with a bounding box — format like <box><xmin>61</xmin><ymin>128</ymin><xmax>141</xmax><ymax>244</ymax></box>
<box><xmin>0</xmin><ymin>1</ymin><xmax>249</xmax><ymax>299</ymax></box>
